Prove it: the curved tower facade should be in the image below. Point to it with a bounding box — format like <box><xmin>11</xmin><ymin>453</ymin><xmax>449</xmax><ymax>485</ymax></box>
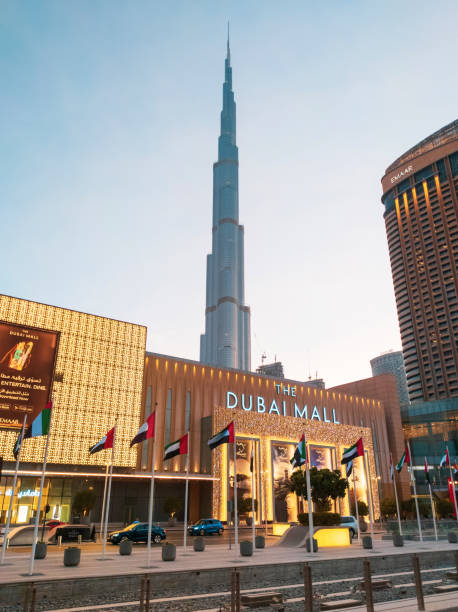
<box><xmin>200</xmin><ymin>38</ymin><xmax>251</xmax><ymax>370</ymax></box>
<box><xmin>381</xmin><ymin>120</ymin><xmax>458</xmax><ymax>404</ymax></box>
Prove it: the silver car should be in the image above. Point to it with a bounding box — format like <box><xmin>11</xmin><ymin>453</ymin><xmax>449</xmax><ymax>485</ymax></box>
<box><xmin>340</xmin><ymin>515</ymin><xmax>358</xmax><ymax>539</ymax></box>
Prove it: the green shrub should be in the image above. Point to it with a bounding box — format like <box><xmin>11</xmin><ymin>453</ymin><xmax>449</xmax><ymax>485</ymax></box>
<box><xmin>435</xmin><ymin>498</ymin><xmax>454</xmax><ymax>519</ymax></box>
<box><xmin>380</xmin><ymin>497</ymin><xmax>397</xmax><ymax>518</ymax></box>
<box><xmin>298</xmin><ymin>512</ymin><xmax>340</xmax><ymax>526</ymax></box>
<box><xmin>417</xmin><ymin>499</ymin><xmax>431</xmax><ymax>518</ymax></box>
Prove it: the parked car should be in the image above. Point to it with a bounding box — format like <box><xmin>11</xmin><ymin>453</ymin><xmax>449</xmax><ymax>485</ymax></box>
<box><xmin>188</xmin><ymin>519</ymin><xmax>224</xmax><ymax>536</ymax></box>
<box><xmin>108</xmin><ymin>522</ymin><xmax>166</xmax><ymax>545</ymax></box>
<box><xmin>340</xmin><ymin>516</ymin><xmax>358</xmax><ymax>538</ymax></box>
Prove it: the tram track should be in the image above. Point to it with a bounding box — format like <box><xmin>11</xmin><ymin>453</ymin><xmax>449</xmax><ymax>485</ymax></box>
<box><xmin>36</xmin><ymin>565</ymin><xmax>454</xmax><ymax>612</ymax></box>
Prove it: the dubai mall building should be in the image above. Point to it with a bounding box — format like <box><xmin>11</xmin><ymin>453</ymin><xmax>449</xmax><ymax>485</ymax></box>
<box><xmin>0</xmin><ymin>294</ymin><xmax>408</xmax><ymax>528</ymax></box>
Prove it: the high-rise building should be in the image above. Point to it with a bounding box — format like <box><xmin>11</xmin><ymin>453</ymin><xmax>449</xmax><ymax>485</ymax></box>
<box><xmin>380</xmin><ymin>120</ymin><xmax>458</xmax><ymax>469</ymax></box>
<box><xmin>199</xmin><ymin>36</ymin><xmax>251</xmax><ymax>371</ymax></box>
<box><xmin>370</xmin><ymin>351</ymin><xmax>409</xmax><ymax>409</ymax></box>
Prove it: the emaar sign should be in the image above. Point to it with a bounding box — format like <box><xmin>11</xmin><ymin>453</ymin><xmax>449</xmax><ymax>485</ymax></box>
<box><xmin>226</xmin><ymin>391</ymin><xmax>340</xmax><ymax>424</ymax></box>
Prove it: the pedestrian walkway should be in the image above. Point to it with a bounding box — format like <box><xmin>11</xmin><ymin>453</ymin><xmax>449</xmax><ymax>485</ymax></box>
<box><xmin>0</xmin><ymin>538</ymin><xmax>456</xmax><ymax>584</ymax></box>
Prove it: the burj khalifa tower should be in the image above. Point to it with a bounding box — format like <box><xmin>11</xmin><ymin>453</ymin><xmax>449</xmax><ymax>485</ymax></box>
<box><xmin>199</xmin><ymin>35</ymin><xmax>251</xmax><ymax>371</ymax></box>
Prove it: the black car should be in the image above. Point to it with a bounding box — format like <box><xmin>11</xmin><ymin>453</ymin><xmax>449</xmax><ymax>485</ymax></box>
<box><xmin>108</xmin><ymin>522</ymin><xmax>166</xmax><ymax>545</ymax></box>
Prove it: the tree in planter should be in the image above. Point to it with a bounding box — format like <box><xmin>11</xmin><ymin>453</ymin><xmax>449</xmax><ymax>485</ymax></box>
<box><xmin>351</xmin><ymin>500</ymin><xmax>369</xmax><ymax>518</ymax></box>
<box><xmin>289</xmin><ymin>467</ymin><xmax>348</xmax><ymax>512</ymax></box>
<box><xmin>72</xmin><ymin>488</ymin><xmax>96</xmax><ymax>520</ymax></box>
<box><xmin>237</xmin><ymin>497</ymin><xmax>258</xmax><ymax>516</ymax></box>
<box><xmin>380</xmin><ymin>497</ymin><xmax>397</xmax><ymax>519</ymax></box>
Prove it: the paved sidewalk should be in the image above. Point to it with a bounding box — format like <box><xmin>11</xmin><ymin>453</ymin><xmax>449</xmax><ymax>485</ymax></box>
<box><xmin>339</xmin><ymin>591</ymin><xmax>458</xmax><ymax>611</ymax></box>
<box><xmin>0</xmin><ymin>538</ymin><xmax>456</xmax><ymax>584</ymax></box>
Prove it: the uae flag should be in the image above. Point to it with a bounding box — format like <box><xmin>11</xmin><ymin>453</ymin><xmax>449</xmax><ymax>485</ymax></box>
<box><xmin>290</xmin><ymin>434</ymin><xmax>307</xmax><ymax>468</ymax></box>
<box><xmin>390</xmin><ymin>454</ymin><xmax>394</xmax><ymax>480</ymax></box>
<box><xmin>130</xmin><ymin>413</ymin><xmax>155</xmax><ymax>447</ymax></box>
<box><xmin>89</xmin><ymin>427</ymin><xmax>115</xmax><ymax>455</ymax></box>
<box><xmin>164</xmin><ymin>433</ymin><xmax>188</xmax><ymax>461</ymax></box>
<box><xmin>13</xmin><ymin>401</ymin><xmax>52</xmax><ymax>459</ymax></box>
<box><xmin>396</xmin><ymin>446</ymin><xmax>411</xmax><ymax>472</ymax></box>
<box><xmin>208</xmin><ymin>421</ymin><xmax>234</xmax><ymax>450</ymax></box>
<box><xmin>341</xmin><ymin>438</ymin><xmax>364</xmax><ymax>465</ymax></box>
<box><xmin>346</xmin><ymin>460</ymin><xmax>353</xmax><ymax>478</ymax></box>
<box><xmin>424</xmin><ymin>457</ymin><xmax>431</xmax><ymax>484</ymax></box>
<box><xmin>440</xmin><ymin>447</ymin><xmax>450</xmax><ymax>467</ymax></box>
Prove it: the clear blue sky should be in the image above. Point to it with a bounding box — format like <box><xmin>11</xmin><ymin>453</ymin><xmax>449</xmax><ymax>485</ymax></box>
<box><xmin>2</xmin><ymin>1</ymin><xmax>457</xmax><ymax>386</ymax></box>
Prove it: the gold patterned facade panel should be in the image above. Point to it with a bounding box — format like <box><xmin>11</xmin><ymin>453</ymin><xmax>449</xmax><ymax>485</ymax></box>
<box><xmin>0</xmin><ymin>295</ymin><xmax>146</xmax><ymax>467</ymax></box>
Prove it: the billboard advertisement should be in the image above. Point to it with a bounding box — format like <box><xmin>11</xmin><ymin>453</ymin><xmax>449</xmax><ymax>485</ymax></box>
<box><xmin>0</xmin><ymin>321</ymin><xmax>59</xmax><ymax>429</ymax></box>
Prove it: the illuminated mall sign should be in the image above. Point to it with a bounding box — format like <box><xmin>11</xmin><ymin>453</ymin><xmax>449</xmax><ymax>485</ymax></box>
<box><xmin>226</xmin><ymin>385</ymin><xmax>340</xmax><ymax>424</ymax></box>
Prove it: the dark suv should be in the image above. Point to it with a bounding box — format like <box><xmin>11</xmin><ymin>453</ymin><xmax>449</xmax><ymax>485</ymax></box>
<box><xmin>188</xmin><ymin>519</ymin><xmax>224</xmax><ymax>536</ymax></box>
<box><xmin>108</xmin><ymin>522</ymin><xmax>166</xmax><ymax>545</ymax></box>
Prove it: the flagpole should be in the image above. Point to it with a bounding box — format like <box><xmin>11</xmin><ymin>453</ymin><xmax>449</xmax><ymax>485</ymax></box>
<box><xmin>183</xmin><ymin>432</ymin><xmax>190</xmax><ymax>554</ymax></box>
<box><xmin>146</xmin><ymin>427</ymin><xmax>156</xmax><ymax>568</ymax></box>
<box><xmin>426</xmin><ymin>458</ymin><xmax>438</xmax><ymax>542</ymax></box>
<box><xmin>1</xmin><ymin>414</ymin><xmax>27</xmax><ymax>565</ymax></box>
<box><xmin>101</xmin><ymin>426</ymin><xmax>116</xmax><ymax>560</ymax></box>
<box><xmin>251</xmin><ymin>445</ymin><xmax>255</xmax><ymax>550</ymax></box>
<box><xmin>447</xmin><ymin>446</ymin><xmax>458</xmax><ymax>521</ymax></box>
<box><xmin>29</xmin><ymin>402</ymin><xmax>54</xmax><ymax>576</ymax></box>
<box><xmin>227</xmin><ymin>447</ymin><xmax>232</xmax><ymax>551</ymax></box>
<box><xmin>391</xmin><ymin>455</ymin><xmax>402</xmax><ymax>536</ymax></box>
<box><xmin>233</xmin><ymin>425</ymin><xmax>239</xmax><ymax>555</ymax></box>
<box><xmin>99</xmin><ymin>460</ymin><xmax>110</xmax><ymax>543</ymax></box>
<box><xmin>352</xmin><ymin>468</ymin><xmax>360</xmax><ymax>543</ymax></box>
<box><xmin>407</xmin><ymin>440</ymin><xmax>423</xmax><ymax>542</ymax></box>
<box><xmin>362</xmin><ymin>451</ymin><xmax>374</xmax><ymax>545</ymax></box>
<box><xmin>300</xmin><ymin>464</ymin><xmax>305</xmax><ymax>513</ymax></box>
<box><xmin>304</xmin><ymin>433</ymin><xmax>314</xmax><ymax>554</ymax></box>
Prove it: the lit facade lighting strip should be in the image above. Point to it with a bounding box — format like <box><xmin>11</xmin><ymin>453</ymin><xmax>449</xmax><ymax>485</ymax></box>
<box><xmin>2</xmin><ymin>469</ymin><xmax>218</xmax><ymax>481</ymax></box>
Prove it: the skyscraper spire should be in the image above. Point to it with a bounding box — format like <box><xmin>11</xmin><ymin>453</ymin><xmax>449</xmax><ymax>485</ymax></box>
<box><xmin>200</xmin><ymin>36</ymin><xmax>251</xmax><ymax>371</ymax></box>
<box><xmin>227</xmin><ymin>21</ymin><xmax>230</xmax><ymax>64</ymax></box>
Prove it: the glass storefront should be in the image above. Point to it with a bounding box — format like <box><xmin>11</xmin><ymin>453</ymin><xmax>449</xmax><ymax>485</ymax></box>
<box><xmin>0</xmin><ymin>477</ymin><xmax>72</xmax><ymax>525</ymax></box>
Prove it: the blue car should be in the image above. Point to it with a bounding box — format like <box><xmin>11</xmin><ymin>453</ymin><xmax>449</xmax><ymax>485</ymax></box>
<box><xmin>188</xmin><ymin>519</ymin><xmax>224</xmax><ymax>536</ymax></box>
<box><xmin>108</xmin><ymin>522</ymin><xmax>166</xmax><ymax>545</ymax></box>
